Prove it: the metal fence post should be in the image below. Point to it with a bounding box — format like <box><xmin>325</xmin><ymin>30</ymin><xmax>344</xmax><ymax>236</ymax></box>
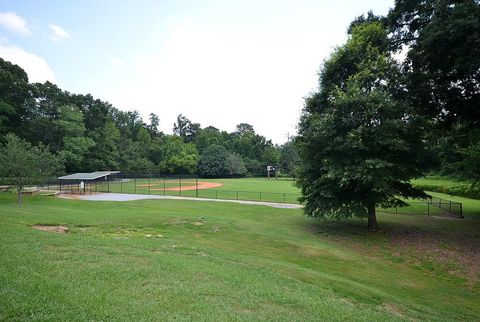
<box><xmin>196</xmin><ymin>176</ymin><xmax>198</xmax><ymax>198</ymax></box>
<box><xmin>259</xmin><ymin>192</ymin><xmax>262</xmax><ymax>201</ymax></box>
<box><xmin>236</xmin><ymin>191</ymin><xmax>239</xmax><ymax>200</ymax></box>
<box><xmin>164</xmin><ymin>178</ymin><xmax>166</xmax><ymax>196</ymax></box>
<box><xmin>179</xmin><ymin>178</ymin><xmax>182</xmax><ymax>196</ymax></box>
<box><xmin>460</xmin><ymin>204</ymin><xmax>464</xmax><ymax>219</ymax></box>
<box><xmin>427</xmin><ymin>202</ymin><xmax>430</xmax><ymax>216</ymax></box>
<box><xmin>121</xmin><ymin>179</ymin><xmax>123</xmax><ymax>193</ymax></box>
<box><xmin>216</xmin><ymin>191</ymin><xmax>218</xmax><ymax>199</ymax></box>
<box><xmin>149</xmin><ymin>177</ymin><xmax>151</xmax><ymax>195</ymax></box>
<box><xmin>283</xmin><ymin>193</ymin><xmax>286</xmax><ymax>203</ymax></box>
<box><xmin>134</xmin><ymin>178</ymin><xmax>136</xmax><ymax>194</ymax></box>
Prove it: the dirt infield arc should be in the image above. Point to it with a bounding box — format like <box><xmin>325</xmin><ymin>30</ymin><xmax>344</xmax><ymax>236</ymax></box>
<box><xmin>136</xmin><ymin>181</ymin><xmax>223</xmax><ymax>191</ymax></box>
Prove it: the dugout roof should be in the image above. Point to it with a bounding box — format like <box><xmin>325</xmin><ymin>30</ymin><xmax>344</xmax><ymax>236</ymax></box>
<box><xmin>58</xmin><ymin>171</ymin><xmax>120</xmax><ymax>181</ymax></box>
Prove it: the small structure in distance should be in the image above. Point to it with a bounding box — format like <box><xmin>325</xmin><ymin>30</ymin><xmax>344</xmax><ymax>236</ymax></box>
<box><xmin>266</xmin><ymin>166</ymin><xmax>277</xmax><ymax>180</ymax></box>
<box><xmin>58</xmin><ymin>171</ymin><xmax>120</xmax><ymax>194</ymax></box>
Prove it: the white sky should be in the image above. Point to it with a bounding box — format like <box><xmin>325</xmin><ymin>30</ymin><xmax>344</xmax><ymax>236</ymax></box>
<box><xmin>0</xmin><ymin>0</ymin><xmax>394</xmax><ymax>143</ymax></box>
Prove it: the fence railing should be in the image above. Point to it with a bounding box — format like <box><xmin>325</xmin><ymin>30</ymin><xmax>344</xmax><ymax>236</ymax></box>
<box><xmin>379</xmin><ymin>196</ymin><xmax>463</xmax><ymax>218</ymax></box>
<box><xmin>36</xmin><ymin>174</ymin><xmax>463</xmax><ymax>216</ymax></box>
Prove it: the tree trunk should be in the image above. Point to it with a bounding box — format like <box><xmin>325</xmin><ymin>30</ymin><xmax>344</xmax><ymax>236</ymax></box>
<box><xmin>17</xmin><ymin>188</ymin><xmax>22</xmax><ymax>205</ymax></box>
<box><xmin>367</xmin><ymin>203</ymin><xmax>379</xmax><ymax>231</ymax></box>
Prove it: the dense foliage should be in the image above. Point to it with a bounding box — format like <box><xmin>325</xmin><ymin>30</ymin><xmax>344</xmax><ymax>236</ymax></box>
<box><xmin>386</xmin><ymin>0</ymin><xmax>480</xmax><ymax>182</ymax></box>
<box><xmin>0</xmin><ymin>133</ymin><xmax>62</xmax><ymax>203</ymax></box>
<box><xmin>0</xmin><ymin>58</ymin><xmax>297</xmax><ymax>177</ymax></box>
<box><xmin>297</xmin><ymin>1</ymin><xmax>479</xmax><ymax>228</ymax></box>
<box><xmin>297</xmin><ymin>22</ymin><xmax>431</xmax><ymax>229</ymax></box>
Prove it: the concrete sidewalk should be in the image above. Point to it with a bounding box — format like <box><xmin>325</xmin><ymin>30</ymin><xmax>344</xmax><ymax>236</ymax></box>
<box><xmin>72</xmin><ymin>193</ymin><xmax>303</xmax><ymax>209</ymax></box>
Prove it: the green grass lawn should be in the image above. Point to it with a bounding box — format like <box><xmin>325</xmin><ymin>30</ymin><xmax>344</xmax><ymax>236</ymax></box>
<box><xmin>1</xmin><ymin>192</ymin><xmax>479</xmax><ymax>321</ymax></box>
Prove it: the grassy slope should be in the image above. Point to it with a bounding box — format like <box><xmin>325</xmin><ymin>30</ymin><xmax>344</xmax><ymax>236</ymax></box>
<box><xmin>1</xmin><ymin>193</ymin><xmax>479</xmax><ymax>321</ymax></box>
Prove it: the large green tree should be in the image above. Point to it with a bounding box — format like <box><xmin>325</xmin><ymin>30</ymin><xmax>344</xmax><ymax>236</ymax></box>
<box><xmin>297</xmin><ymin>22</ymin><xmax>430</xmax><ymax>230</ymax></box>
<box><xmin>388</xmin><ymin>0</ymin><xmax>479</xmax><ymax>125</ymax></box>
<box><xmin>387</xmin><ymin>0</ymin><xmax>480</xmax><ymax>181</ymax></box>
<box><xmin>0</xmin><ymin>134</ymin><xmax>62</xmax><ymax>204</ymax></box>
<box><xmin>198</xmin><ymin>145</ymin><xmax>231</xmax><ymax>178</ymax></box>
<box><xmin>0</xmin><ymin>58</ymin><xmax>30</xmax><ymax>138</ymax></box>
<box><xmin>158</xmin><ymin>135</ymin><xmax>198</xmax><ymax>174</ymax></box>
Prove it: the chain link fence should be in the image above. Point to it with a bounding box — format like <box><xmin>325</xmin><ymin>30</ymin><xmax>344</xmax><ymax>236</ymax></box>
<box><xmin>379</xmin><ymin>197</ymin><xmax>463</xmax><ymax>218</ymax></box>
<box><xmin>38</xmin><ymin>174</ymin><xmax>302</xmax><ymax>204</ymax></box>
<box><xmin>36</xmin><ymin>174</ymin><xmax>464</xmax><ymax>215</ymax></box>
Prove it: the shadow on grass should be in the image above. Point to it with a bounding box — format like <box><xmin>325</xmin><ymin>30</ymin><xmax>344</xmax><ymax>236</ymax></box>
<box><xmin>303</xmin><ymin>215</ymin><xmax>480</xmax><ymax>285</ymax></box>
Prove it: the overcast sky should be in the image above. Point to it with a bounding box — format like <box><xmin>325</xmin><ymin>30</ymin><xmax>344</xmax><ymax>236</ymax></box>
<box><xmin>0</xmin><ymin>0</ymin><xmax>394</xmax><ymax>143</ymax></box>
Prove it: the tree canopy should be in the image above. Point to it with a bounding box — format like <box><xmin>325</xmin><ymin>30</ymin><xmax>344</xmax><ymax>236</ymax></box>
<box><xmin>0</xmin><ymin>133</ymin><xmax>62</xmax><ymax>203</ymax></box>
<box><xmin>0</xmin><ymin>58</ymin><xmax>293</xmax><ymax>177</ymax></box>
<box><xmin>297</xmin><ymin>22</ymin><xmax>431</xmax><ymax>229</ymax></box>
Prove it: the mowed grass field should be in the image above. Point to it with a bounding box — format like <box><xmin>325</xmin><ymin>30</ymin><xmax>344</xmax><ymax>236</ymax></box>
<box><xmin>1</xmin><ymin>191</ymin><xmax>479</xmax><ymax>321</ymax></box>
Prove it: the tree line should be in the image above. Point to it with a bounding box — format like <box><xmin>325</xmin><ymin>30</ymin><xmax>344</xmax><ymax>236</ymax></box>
<box><xmin>297</xmin><ymin>0</ymin><xmax>479</xmax><ymax>229</ymax></box>
<box><xmin>0</xmin><ymin>59</ymin><xmax>299</xmax><ymax>178</ymax></box>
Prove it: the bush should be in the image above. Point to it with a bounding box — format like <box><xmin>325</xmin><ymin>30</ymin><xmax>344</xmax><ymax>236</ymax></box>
<box><xmin>412</xmin><ymin>177</ymin><xmax>480</xmax><ymax>200</ymax></box>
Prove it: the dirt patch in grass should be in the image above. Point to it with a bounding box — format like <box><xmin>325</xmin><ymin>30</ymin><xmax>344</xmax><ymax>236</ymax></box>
<box><xmin>149</xmin><ymin>181</ymin><xmax>224</xmax><ymax>191</ymax></box>
<box><xmin>32</xmin><ymin>225</ymin><xmax>69</xmax><ymax>234</ymax></box>
<box><xmin>382</xmin><ymin>303</ymin><xmax>406</xmax><ymax>318</ymax></box>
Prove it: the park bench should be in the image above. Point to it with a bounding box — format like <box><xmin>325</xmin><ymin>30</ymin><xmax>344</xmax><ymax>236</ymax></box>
<box><xmin>21</xmin><ymin>189</ymin><xmax>39</xmax><ymax>196</ymax></box>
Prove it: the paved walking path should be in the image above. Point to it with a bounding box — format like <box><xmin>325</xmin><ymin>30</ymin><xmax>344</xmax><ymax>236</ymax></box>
<box><xmin>69</xmin><ymin>193</ymin><xmax>302</xmax><ymax>209</ymax></box>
